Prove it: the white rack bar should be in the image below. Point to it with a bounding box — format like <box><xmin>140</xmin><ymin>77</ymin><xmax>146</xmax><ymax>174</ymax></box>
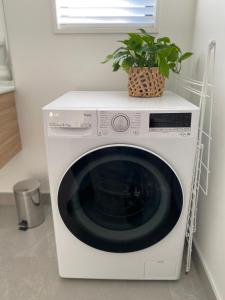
<box><xmin>183</xmin><ymin>85</ymin><xmax>210</xmax><ymax>98</ymax></box>
<box><xmin>200</xmin><ymin>129</ymin><xmax>212</xmax><ymax>140</ymax></box>
<box><xmin>180</xmin><ymin>78</ymin><xmax>204</xmax><ymax>87</ymax></box>
<box><xmin>174</xmin><ymin>41</ymin><xmax>216</xmax><ymax>272</ymax></box>
<box><xmin>186</xmin><ymin>40</ymin><xmax>215</xmax><ymax>272</ymax></box>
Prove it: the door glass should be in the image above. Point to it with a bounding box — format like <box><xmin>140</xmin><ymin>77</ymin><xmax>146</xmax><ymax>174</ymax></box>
<box><xmin>79</xmin><ymin>159</ymin><xmax>166</xmax><ymax>231</ymax></box>
<box><xmin>58</xmin><ymin>146</ymin><xmax>183</xmax><ymax>253</ymax></box>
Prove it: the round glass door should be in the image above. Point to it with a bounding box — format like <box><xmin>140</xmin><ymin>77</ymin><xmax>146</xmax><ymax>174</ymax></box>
<box><xmin>58</xmin><ymin>146</ymin><xmax>183</xmax><ymax>253</ymax></box>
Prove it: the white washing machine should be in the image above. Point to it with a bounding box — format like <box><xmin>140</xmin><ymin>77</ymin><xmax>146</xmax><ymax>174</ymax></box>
<box><xmin>43</xmin><ymin>91</ymin><xmax>199</xmax><ymax>280</ymax></box>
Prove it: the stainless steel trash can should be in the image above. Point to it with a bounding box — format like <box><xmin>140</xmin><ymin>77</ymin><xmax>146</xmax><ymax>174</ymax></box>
<box><xmin>13</xmin><ymin>179</ymin><xmax>45</xmax><ymax>230</ymax></box>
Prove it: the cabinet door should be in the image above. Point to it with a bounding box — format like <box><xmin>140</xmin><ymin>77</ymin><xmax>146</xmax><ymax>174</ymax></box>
<box><xmin>0</xmin><ymin>92</ymin><xmax>21</xmax><ymax>168</ymax></box>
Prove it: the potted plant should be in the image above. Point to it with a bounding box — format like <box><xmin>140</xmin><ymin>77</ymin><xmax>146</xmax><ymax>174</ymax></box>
<box><xmin>102</xmin><ymin>29</ymin><xmax>193</xmax><ymax>98</ymax></box>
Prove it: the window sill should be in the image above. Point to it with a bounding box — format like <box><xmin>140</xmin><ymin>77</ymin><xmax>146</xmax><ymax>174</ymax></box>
<box><xmin>53</xmin><ymin>23</ymin><xmax>159</xmax><ymax>34</ymax></box>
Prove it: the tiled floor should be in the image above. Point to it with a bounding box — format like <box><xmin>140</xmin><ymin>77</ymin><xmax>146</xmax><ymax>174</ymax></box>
<box><xmin>0</xmin><ymin>205</ymin><xmax>212</xmax><ymax>300</ymax></box>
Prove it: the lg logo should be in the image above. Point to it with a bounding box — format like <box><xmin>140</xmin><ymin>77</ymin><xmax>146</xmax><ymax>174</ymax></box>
<box><xmin>49</xmin><ymin>112</ymin><xmax>59</xmax><ymax>118</ymax></box>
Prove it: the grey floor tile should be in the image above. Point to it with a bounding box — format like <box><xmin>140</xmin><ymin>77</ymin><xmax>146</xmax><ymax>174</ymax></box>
<box><xmin>0</xmin><ymin>205</ymin><xmax>212</xmax><ymax>300</ymax></box>
<box><xmin>40</xmin><ymin>275</ymin><xmax>173</xmax><ymax>300</ymax></box>
<box><xmin>2</xmin><ymin>257</ymin><xmax>50</xmax><ymax>300</ymax></box>
<box><xmin>0</xmin><ymin>205</ymin><xmax>18</xmax><ymax>229</ymax></box>
<box><xmin>0</xmin><ymin>205</ymin><xmax>56</xmax><ymax>259</ymax></box>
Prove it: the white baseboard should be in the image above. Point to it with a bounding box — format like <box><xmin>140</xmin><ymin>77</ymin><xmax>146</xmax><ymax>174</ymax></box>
<box><xmin>193</xmin><ymin>240</ymin><xmax>222</xmax><ymax>300</ymax></box>
<box><xmin>0</xmin><ymin>192</ymin><xmax>50</xmax><ymax>205</ymax></box>
<box><xmin>0</xmin><ymin>193</ymin><xmax>14</xmax><ymax>205</ymax></box>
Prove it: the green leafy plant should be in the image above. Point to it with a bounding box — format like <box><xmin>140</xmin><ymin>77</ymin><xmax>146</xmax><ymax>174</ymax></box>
<box><xmin>102</xmin><ymin>29</ymin><xmax>193</xmax><ymax>78</ymax></box>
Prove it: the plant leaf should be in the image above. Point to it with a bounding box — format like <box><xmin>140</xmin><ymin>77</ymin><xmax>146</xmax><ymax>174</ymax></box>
<box><xmin>170</xmin><ymin>43</ymin><xmax>181</xmax><ymax>53</ymax></box>
<box><xmin>118</xmin><ymin>40</ymin><xmax>130</xmax><ymax>46</ymax></box>
<box><xmin>101</xmin><ymin>54</ymin><xmax>113</xmax><ymax>64</ymax></box>
<box><xmin>127</xmin><ymin>33</ymin><xmax>143</xmax><ymax>51</ymax></box>
<box><xmin>121</xmin><ymin>57</ymin><xmax>133</xmax><ymax>72</ymax></box>
<box><xmin>128</xmin><ymin>33</ymin><xmax>143</xmax><ymax>42</ymax></box>
<box><xmin>168</xmin><ymin>62</ymin><xmax>176</xmax><ymax>70</ymax></box>
<box><xmin>112</xmin><ymin>62</ymin><xmax>120</xmax><ymax>72</ymax></box>
<box><xmin>158</xmin><ymin>47</ymin><xmax>173</xmax><ymax>58</ymax></box>
<box><xmin>102</xmin><ymin>30</ymin><xmax>193</xmax><ymax>79</ymax></box>
<box><xmin>158</xmin><ymin>54</ymin><xmax>170</xmax><ymax>78</ymax></box>
<box><xmin>178</xmin><ymin>52</ymin><xmax>193</xmax><ymax>62</ymax></box>
<box><xmin>157</xmin><ymin>37</ymin><xmax>171</xmax><ymax>44</ymax></box>
<box><xmin>138</xmin><ymin>28</ymin><xmax>147</xmax><ymax>35</ymax></box>
<box><xmin>142</xmin><ymin>35</ymin><xmax>155</xmax><ymax>46</ymax></box>
<box><xmin>167</xmin><ymin>49</ymin><xmax>179</xmax><ymax>62</ymax></box>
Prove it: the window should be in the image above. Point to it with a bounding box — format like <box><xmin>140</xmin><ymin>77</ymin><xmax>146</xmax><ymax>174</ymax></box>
<box><xmin>53</xmin><ymin>0</ymin><xmax>159</xmax><ymax>33</ymax></box>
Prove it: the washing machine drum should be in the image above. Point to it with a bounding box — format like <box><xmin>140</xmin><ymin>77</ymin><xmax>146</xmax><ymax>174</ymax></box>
<box><xmin>58</xmin><ymin>145</ymin><xmax>183</xmax><ymax>253</ymax></box>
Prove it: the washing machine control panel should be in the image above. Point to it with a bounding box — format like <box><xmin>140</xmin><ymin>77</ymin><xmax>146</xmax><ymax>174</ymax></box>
<box><xmin>98</xmin><ymin>110</ymin><xmax>194</xmax><ymax>137</ymax></box>
<box><xmin>46</xmin><ymin>110</ymin><xmax>195</xmax><ymax>138</ymax></box>
<box><xmin>98</xmin><ymin>111</ymin><xmax>144</xmax><ymax>136</ymax></box>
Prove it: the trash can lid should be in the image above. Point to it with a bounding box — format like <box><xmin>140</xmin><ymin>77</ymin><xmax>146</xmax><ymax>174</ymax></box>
<box><xmin>13</xmin><ymin>179</ymin><xmax>40</xmax><ymax>195</ymax></box>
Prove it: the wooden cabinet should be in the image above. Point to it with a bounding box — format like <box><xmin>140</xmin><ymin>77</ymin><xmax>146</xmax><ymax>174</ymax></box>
<box><xmin>0</xmin><ymin>92</ymin><xmax>21</xmax><ymax>168</ymax></box>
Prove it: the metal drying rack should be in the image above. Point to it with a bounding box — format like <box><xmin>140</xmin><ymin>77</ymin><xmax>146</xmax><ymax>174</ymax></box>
<box><xmin>174</xmin><ymin>41</ymin><xmax>216</xmax><ymax>272</ymax></box>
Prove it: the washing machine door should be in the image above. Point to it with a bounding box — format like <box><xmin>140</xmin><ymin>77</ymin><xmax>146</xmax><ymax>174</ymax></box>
<box><xmin>58</xmin><ymin>145</ymin><xmax>183</xmax><ymax>253</ymax></box>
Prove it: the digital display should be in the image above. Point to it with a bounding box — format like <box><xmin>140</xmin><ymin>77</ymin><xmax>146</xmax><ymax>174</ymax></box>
<box><xmin>149</xmin><ymin>113</ymin><xmax>192</xmax><ymax>128</ymax></box>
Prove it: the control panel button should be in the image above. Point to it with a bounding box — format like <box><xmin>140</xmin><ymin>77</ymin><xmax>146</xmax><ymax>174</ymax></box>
<box><xmin>112</xmin><ymin>114</ymin><xmax>130</xmax><ymax>132</ymax></box>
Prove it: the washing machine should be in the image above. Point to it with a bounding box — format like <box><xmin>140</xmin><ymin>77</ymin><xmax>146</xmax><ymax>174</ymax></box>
<box><xmin>43</xmin><ymin>91</ymin><xmax>199</xmax><ymax>280</ymax></box>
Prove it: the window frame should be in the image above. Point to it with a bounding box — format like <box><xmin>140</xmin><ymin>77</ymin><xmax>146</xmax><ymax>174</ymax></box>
<box><xmin>51</xmin><ymin>0</ymin><xmax>160</xmax><ymax>34</ymax></box>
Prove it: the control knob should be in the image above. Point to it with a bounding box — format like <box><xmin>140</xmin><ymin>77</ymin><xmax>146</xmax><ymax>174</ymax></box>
<box><xmin>112</xmin><ymin>114</ymin><xmax>130</xmax><ymax>132</ymax></box>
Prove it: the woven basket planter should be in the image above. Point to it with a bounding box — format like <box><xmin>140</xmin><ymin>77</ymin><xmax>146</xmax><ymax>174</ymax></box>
<box><xmin>128</xmin><ymin>67</ymin><xmax>166</xmax><ymax>98</ymax></box>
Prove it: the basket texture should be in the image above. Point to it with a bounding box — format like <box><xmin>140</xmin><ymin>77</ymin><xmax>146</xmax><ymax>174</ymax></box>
<box><xmin>128</xmin><ymin>67</ymin><xmax>166</xmax><ymax>98</ymax></box>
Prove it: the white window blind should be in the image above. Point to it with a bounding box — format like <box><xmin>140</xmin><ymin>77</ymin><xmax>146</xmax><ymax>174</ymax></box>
<box><xmin>54</xmin><ymin>0</ymin><xmax>158</xmax><ymax>33</ymax></box>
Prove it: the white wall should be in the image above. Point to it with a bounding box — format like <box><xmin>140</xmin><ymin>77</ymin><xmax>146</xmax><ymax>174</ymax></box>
<box><xmin>0</xmin><ymin>0</ymin><xmax>6</xmax><ymax>64</ymax></box>
<box><xmin>0</xmin><ymin>0</ymin><xmax>196</xmax><ymax>192</ymax></box>
<box><xmin>192</xmin><ymin>1</ymin><xmax>225</xmax><ymax>300</ymax></box>
<box><xmin>0</xmin><ymin>0</ymin><xmax>5</xmax><ymax>42</ymax></box>
<box><xmin>0</xmin><ymin>0</ymin><xmax>12</xmax><ymax>79</ymax></box>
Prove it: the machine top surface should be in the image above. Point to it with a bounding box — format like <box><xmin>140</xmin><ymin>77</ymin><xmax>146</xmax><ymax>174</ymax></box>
<box><xmin>43</xmin><ymin>91</ymin><xmax>199</xmax><ymax>112</ymax></box>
